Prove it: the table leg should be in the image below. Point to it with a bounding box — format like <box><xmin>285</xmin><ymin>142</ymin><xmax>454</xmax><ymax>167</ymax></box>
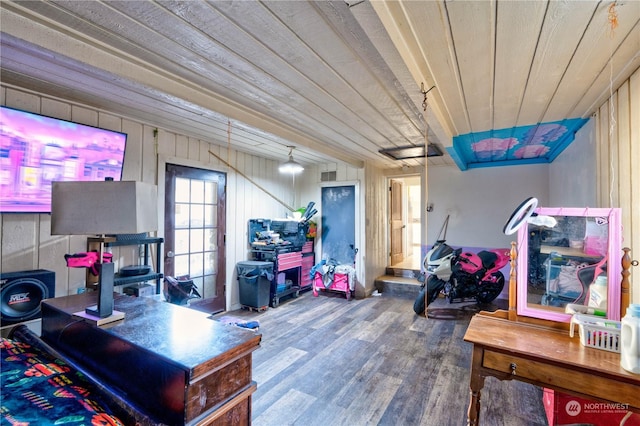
<box><xmin>468</xmin><ymin>346</ymin><xmax>485</xmax><ymax>426</ymax></box>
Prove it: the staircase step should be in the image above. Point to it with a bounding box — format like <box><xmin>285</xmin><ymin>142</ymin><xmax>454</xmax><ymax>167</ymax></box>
<box><xmin>385</xmin><ymin>267</ymin><xmax>420</xmax><ymax>279</ymax></box>
<box><xmin>374</xmin><ymin>275</ymin><xmax>421</xmax><ymax>299</ymax></box>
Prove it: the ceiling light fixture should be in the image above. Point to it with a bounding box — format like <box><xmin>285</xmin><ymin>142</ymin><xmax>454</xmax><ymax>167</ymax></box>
<box><xmin>279</xmin><ymin>146</ymin><xmax>304</xmax><ymax>174</ymax></box>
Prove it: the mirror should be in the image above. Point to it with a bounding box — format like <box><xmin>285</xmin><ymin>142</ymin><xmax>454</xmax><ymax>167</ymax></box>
<box><xmin>516</xmin><ymin>207</ymin><xmax>622</xmax><ymax>322</ymax></box>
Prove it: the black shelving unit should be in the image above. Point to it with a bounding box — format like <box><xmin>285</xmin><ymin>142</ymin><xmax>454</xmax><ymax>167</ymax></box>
<box><xmin>250</xmin><ymin>247</ymin><xmax>302</xmax><ymax>307</ymax></box>
<box><xmin>86</xmin><ymin>236</ymin><xmax>164</xmax><ymax>294</ymax></box>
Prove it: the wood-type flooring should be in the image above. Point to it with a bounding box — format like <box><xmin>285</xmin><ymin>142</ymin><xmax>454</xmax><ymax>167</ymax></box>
<box><xmin>219</xmin><ymin>290</ymin><xmax>549</xmax><ymax>426</ymax></box>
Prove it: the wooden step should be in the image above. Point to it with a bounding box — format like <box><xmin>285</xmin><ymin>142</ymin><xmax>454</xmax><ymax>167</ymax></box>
<box><xmin>374</xmin><ymin>275</ymin><xmax>421</xmax><ymax>299</ymax></box>
<box><xmin>384</xmin><ymin>267</ymin><xmax>420</xmax><ymax>279</ymax></box>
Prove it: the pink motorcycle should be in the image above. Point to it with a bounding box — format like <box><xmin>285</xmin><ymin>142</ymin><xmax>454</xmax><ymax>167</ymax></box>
<box><xmin>413</xmin><ymin>197</ymin><xmax>541</xmax><ymax>315</ymax></box>
<box><xmin>413</xmin><ymin>240</ymin><xmax>510</xmax><ymax>315</ymax></box>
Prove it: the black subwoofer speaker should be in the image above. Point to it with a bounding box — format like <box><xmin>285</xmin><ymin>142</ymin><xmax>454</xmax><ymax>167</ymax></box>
<box><xmin>0</xmin><ymin>269</ymin><xmax>55</xmax><ymax>325</ymax></box>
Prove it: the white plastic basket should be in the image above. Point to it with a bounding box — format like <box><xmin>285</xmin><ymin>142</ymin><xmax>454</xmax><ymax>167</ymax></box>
<box><xmin>569</xmin><ymin>314</ymin><xmax>621</xmax><ymax>353</ymax></box>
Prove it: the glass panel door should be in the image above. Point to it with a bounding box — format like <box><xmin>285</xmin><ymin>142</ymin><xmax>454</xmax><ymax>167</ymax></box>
<box><xmin>165</xmin><ymin>164</ymin><xmax>226</xmax><ymax>314</ymax></box>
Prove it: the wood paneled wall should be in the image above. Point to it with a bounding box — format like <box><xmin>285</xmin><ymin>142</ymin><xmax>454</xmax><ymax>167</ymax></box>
<box><xmin>310</xmin><ymin>163</ymin><xmax>369</xmax><ymax>296</ymax></box>
<box><xmin>0</xmin><ymin>85</ymin><xmax>308</xmax><ymax>310</ymax></box>
<box><xmin>4</xmin><ymin>68</ymin><xmax>636</xmax><ymax>307</ymax></box>
<box><xmin>595</xmin><ymin>67</ymin><xmax>640</xmax><ymax>303</ymax></box>
<box><xmin>363</xmin><ymin>162</ymin><xmax>388</xmax><ymax>296</ymax></box>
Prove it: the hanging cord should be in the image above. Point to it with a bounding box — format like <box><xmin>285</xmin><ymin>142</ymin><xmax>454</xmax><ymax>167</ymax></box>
<box><xmin>607</xmin><ymin>2</ymin><xmax>618</xmax><ymax>207</ymax></box>
<box><xmin>421</xmin><ymin>82</ymin><xmax>436</xmax><ymax>153</ymax></box>
<box><xmin>212</xmin><ymin>121</ymin><xmax>295</xmax><ymax>211</ymax></box>
<box><xmin>423</xmin><ymin>93</ymin><xmax>429</xmax><ymax>148</ymax></box>
<box><xmin>421</xmin><ymin>82</ymin><xmax>435</xmax><ymax>112</ymax></box>
<box><xmin>208</xmin><ymin>149</ymin><xmax>295</xmax><ymax>211</ymax></box>
<box><xmin>291</xmin><ymin>163</ymin><xmax>297</xmax><ymax>209</ymax></box>
<box><xmin>227</xmin><ymin>119</ymin><xmax>232</xmax><ymax>163</ymax></box>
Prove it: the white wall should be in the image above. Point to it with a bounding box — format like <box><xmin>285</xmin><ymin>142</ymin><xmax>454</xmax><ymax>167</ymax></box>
<box><xmin>3</xmin><ymin>80</ymin><xmax>635</xmax><ymax>310</ymax></box>
<box><xmin>0</xmin><ymin>86</ymin><xmax>310</xmax><ymax>311</ymax></box>
<box><xmin>549</xmin><ymin>118</ymin><xmax>597</xmax><ymax>208</ymax></box>
<box><xmin>425</xmin><ymin>164</ymin><xmax>549</xmax><ymax>249</ymax></box>
<box><xmin>0</xmin><ymin>84</ymin><xmax>377</xmax><ymax>311</ymax></box>
<box><xmin>423</xmin><ymin>118</ymin><xmax>597</xmax><ymax>251</ymax></box>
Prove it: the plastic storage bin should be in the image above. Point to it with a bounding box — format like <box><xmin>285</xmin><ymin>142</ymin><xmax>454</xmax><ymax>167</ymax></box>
<box><xmin>569</xmin><ymin>314</ymin><xmax>621</xmax><ymax>353</ymax></box>
<box><xmin>237</xmin><ymin>261</ymin><xmax>273</xmax><ymax>309</ymax></box>
<box><xmin>542</xmin><ymin>254</ymin><xmax>587</xmax><ymax>307</ymax></box>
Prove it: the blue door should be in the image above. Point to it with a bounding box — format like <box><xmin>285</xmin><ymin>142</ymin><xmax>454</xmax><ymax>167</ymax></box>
<box><xmin>321</xmin><ymin>185</ymin><xmax>356</xmax><ymax>265</ymax></box>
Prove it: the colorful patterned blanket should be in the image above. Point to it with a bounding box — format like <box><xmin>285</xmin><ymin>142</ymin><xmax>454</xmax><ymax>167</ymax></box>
<box><xmin>1</xmin><ymin>336</ymin><xmax>125</xmax><ymax>425</ymax></box>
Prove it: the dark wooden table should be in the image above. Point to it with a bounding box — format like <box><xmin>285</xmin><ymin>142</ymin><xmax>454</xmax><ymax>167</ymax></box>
<box><xmin>41</xmin><ymin>293</ymin><xmax>261</xmax><ymax>425</ymax></box>
<box><xmin>463</xmin><ymin>314</ymin><xmax>640</xmax><ymax>426</ymax></box>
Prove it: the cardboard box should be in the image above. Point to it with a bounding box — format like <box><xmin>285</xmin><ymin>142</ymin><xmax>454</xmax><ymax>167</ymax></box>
<box><xmin>543</xmin><ymin>388</ymin><xmax>640</xmax><ymax>426</ymax></box>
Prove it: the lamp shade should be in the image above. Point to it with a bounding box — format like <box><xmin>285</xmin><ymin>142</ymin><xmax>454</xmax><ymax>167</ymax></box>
<box><xmin>278</xmin><ymin>155</ymin><xmax>304</xmax><ymax>174</ymax></box>
<box><xmin>51</xmin><ymin>181</ymin><xmax>158</xmax><ymax>235</ymax></box>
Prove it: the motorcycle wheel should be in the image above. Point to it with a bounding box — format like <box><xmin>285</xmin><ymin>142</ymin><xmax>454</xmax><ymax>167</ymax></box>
<box><xmin>476</xmin><ymin>272</ymin><xmax>505</xmax><ymax>304</ymax></box>
<box><xmin>413</xmin><ymin>275</ymin><xmax>446</xmax><ymax>315</ymax></box>
<box><xmin>413</xmin><ymin>287</ymin><xmax>427</xmax><ymax>315</ymax></box>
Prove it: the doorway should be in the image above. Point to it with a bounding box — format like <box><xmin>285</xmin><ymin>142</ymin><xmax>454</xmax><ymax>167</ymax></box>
<box><xmin>321</xmin><ymin>185</ymin><xmax>356</xmax><ymax>265</ymax></box>
<box><xmin>164</xmin><ymin>164</ymin><xmax>227</xmax><ymax>314</ymax></box>
<box><xmin>389</xmin><ymin>175</ymin><xmax>421</xmax><ymax>270</ymax></box>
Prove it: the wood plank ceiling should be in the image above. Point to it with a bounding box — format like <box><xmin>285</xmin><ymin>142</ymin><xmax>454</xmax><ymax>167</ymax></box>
<box><xmin>1</xmin><ymin>1</ymin><xmax>638</xmax><ymax>170</ymax></box>
<box><xmin>371</xmin><ymin>0</ymin><xmax>639</xmax><ymax>170</ymax></box>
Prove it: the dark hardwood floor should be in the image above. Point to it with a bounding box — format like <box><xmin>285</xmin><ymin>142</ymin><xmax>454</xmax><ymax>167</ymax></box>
<box><xmin>217</xmin><ymin>290</ymin><xmax>549</xmax><ymax>426</ymax></box>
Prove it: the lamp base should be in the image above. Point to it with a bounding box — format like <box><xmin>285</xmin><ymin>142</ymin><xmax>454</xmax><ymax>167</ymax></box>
<box><xmin>73</xmin><ymin>308</ymin><xmax>125</xmax><ymax>326</ymax></box>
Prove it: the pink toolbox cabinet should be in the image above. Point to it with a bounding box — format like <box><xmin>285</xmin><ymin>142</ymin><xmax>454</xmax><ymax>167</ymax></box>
<box><xmin>277</xmin><ymin>251</ymin><xmax>302</xmax><ymax>271</ymax></box>
<box><xmin>313</xmin><ymin>271</ymin><xmax>351</xmax><ymax>300</ymax></box>
<box><xmin>302</xmin><ymin>241</ymin><xmax>314</xmax><ymax>253</ymax></box>
<box><xmin>300</xmin><ymin>255</ymin><xmax>315</xmax><ymax>289</ymax></box>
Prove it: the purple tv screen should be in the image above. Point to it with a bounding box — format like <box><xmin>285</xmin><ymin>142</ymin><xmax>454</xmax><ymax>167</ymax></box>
<box><xmin>0</xmin><ymin>106</ymin><xmax>127</xmax><ymax>213</ymax></box>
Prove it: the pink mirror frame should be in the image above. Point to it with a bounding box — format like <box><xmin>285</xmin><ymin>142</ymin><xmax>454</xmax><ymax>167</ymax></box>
<box><xmin>516</xmin><ymin>207</ymin><xmax>622</xmax><ymax>322</ymax></box>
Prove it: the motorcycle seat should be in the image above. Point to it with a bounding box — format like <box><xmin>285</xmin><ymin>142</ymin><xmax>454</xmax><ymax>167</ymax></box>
<box><xmin>477</xmin><ymin>250</ymin><xmax>498</xmax><ymax>269</ymax></box>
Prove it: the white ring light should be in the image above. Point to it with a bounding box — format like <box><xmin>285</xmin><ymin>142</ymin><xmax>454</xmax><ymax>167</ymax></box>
<box><xmin>503</xmin><ymin>197</ymin><xmax>538</xmax><ymax>235</ymax></box>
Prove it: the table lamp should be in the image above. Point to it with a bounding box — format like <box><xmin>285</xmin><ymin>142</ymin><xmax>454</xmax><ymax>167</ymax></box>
<box><xmin>51</xmin><ymin>180</ymin><xmax>158</xmax><ymax>324</ymax></box>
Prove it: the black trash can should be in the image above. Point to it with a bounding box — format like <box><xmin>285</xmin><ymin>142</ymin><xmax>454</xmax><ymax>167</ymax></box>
<box><xmin>237</xmin><ymin>261</ymin><xmax>273</xmax><ymax>309</ymax></box>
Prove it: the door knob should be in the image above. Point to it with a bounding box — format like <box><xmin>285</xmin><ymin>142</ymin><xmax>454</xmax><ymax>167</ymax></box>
<box><xmin>166</xmin><ymin>251</ymin><xmax>175</xmax><ymax>258</ymax></box>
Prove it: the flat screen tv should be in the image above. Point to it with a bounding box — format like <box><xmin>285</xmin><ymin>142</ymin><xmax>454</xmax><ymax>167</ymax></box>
<box><xmin>0</xmin><ymin>106</ymin><xmax>127</xmax><ymax>213</ymax></box>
